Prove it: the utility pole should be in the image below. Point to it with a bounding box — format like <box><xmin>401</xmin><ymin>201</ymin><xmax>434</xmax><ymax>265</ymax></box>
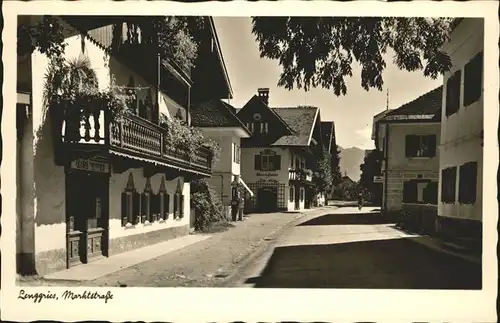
<box><xmin>386</xmin><ymin>88</ymin><xmax>390</xmax><ymax>110</ymax></box>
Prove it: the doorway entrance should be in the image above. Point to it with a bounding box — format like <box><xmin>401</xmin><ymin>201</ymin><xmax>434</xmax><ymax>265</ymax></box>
<box><xmin>257</xmin><ymin>187</ymin><xmax>278</xmax><ymax>213</ymax></box>
<box><xmin>66</xmin><ymin>169</ymin><xmax>109</xmax><ymax>268</ymax></box>
<box><xmin>294</xmin><ymin>185</ymin><xmax>300</xmax><ymax>210</ymax></box>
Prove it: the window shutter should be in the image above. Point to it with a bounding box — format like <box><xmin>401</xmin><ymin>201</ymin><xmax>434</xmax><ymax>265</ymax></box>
<box><xmin>274</xmin><ymin>155</ymin><xmax>281</xmax><ymax>170</ymax></box>
<box><xmin>179</xmin><ymin>195</ymin><xmax>185</xmax><ymax>218</ymax></box>
<box><xmin>469</xmin><ymin>162</ymin><xmax>478</xmax><ymax>204</ymax></box>
<box><xmin>165</xmin><ymin>194</ymin><xmax>170</xmax><ymax>219</ymax></box>
<box><xmin>254</xmin><ymin>155</ymin><xmax>261</xmax><ymax>170</ymax></box>
<box><xmin>403</xmin><ymin>181</ymin><xmax>417</xmax><ymax>203</ymax></box>
<box><xmin>441</xmin><ymin>169</ymin><xmax>450</xmax><ymax>203</ymax></box>
<box><xmin>133</xmin><ymin>192</ymin><xmax>140</xmax><ymax>224</ymax></box>
<box><xmin>173</xmin><ymin>194</ymin><xmax>179</xmax><ymax>218</ymax></box>
<box><xmin>405</xmin><ymin>135</ymin><xmax>411</xmax><ymax>157</ymax></box>
<box><xmin>121</xmin><ymin>192</ymin><xmax>128</xmax><ymax>226</ymax></box>
<box><xmin>428</xmin><ymin>135</ymin><xmax>437</xmax><ymax>157</ymax></box>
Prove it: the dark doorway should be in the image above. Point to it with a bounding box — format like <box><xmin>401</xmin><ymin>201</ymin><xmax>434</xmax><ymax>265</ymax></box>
<box><xmin>294</xmin><ymin>185</ymin><xmax>300</xmax><ymax>210</ymax></box>
<box><xmin>66</xmin><ymin>170</ymin><xmax>109</xmax><ymax>267</ymax></box>
<box><xmin>257</xmin><ymin>187</ymin><xmax>278</xmax><ymax>213</ymax></box>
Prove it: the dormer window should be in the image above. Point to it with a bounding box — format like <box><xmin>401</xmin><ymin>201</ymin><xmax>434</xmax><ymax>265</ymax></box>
<box><xmin>260</xmin><ymin>122</ymin><xmax>268</xmax><ymax>135</ymax></box>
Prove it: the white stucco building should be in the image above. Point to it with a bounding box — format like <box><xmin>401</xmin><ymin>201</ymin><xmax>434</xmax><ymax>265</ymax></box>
<box><xmin>16</xmin><ymin>16</ymin><xmax>231</xmax><ymax>275</ymax></box>
<box><xmin>236</xmin><ymin>89</ymin><xmax>335</xmax><ymax>213</ymax></box>
<box><xmin>190</xmin><ymin>99</ymin><xmax>253</xmax><ymax>216</ymax></box>
<box><xmin>373</xmin><ymin>86</ymin><xmax>442</xmax><ymax>233</ymax></box>
<box><xmin>437</xmin><ymin>18</ymin><xmax>484</xmax><ymax>243</ymax></box>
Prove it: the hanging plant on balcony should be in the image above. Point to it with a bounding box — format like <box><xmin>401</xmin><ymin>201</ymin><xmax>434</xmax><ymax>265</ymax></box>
<box><xmin>202</xmin><ymin>138</ymin><xmax>221</xmax><ymax>166</ymax></box>
<box><xmin>43</xmin><ymin>55</ymin><xmax>135</xmax><ymax>127</ymax></box>
<box><xmin>161</xmin><ymin>116</ymin><xmax>220</xmax><ymax>165</ymax></box>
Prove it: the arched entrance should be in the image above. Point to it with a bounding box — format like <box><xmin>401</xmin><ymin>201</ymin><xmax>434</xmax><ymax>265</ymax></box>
<box><xmin>257</xmin><ymin>187</ymin><xmax>278</xmax><ymax>213</ymax></box>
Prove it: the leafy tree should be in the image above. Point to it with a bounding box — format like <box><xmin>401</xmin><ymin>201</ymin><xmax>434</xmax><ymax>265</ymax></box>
<box><xmin>330</xmin><ymin>145</ymin><xmax>342</xmax><ymax>186</ymax></box>
<box><xmin>313</xmin><ymin>149</ymin><xmax>333</xmax><ymax>194</ymax></box>
<box><xmin>359</xmin><ymin>149</ymin><xmax>383</xmax><ymax>205</ymax></box>
<box><xmin>251</xmin><ymin>17</ymin><xmax>453</xmax><ymax>95</ymax></box>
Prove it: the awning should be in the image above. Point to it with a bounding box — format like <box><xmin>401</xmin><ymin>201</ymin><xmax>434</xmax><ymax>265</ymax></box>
<box><xmin>239</xmin><ymin>177</ymin><xmax>254</xmax><ymax>197</ymax></box>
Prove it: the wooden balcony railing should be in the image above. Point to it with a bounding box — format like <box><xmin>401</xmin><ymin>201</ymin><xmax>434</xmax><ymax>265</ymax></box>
<box><xmin>288</xmin><ymin>168</ymin><xmax>313</xmax><ymax>182</ymax></box>
<box><xmin>59</xmin><ymin>104</ymin><xmax>212</xmax><ymax>174</ymax></box>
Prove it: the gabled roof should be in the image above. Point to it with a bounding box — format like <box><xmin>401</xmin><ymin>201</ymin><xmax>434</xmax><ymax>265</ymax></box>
<box><xmin>271</xmin><ymin>106</ymin><xmax>320</xmax><ymax>146</ymax></box>
<box><xmin>381</xmin><ymin>86</ymin><xmax>442</xmax><ymax>122</ymax></box>
<box><xmin>191</xmin><ymin>99</ymin><xmax>251</xmax><ymax>134</ymax></box>
<box><xmin>321</xmin><ymin>121</ymin><xmax>335</xmax><ymax>152</ymax></box>
<box><xmin>237</xmin><ymin>95</ymin><xmax>295</xmax><ymax>134</ymax></box>
<box><xmin>208</xmin><ymin>17</ymin><xmax>233</xmax><ymax>99</ymax></box>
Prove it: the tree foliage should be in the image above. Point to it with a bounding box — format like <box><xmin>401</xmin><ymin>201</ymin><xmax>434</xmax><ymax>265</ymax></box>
<box><xmin>330</xmin><ymin>145</ymin><xmax>342</xmax><ymax>186</ymax></box>
<box><xmin>190</xmin><ymin>179</ymin><xmax>226</xmax><ymax>231</ymax></box>
<box><xmin>18</xmin><ymin>15</ymin><xmax>203</xmax><ymax>70</ymax></box>
<box><xmin>125</xmin><ymin>16</ymin><xmax>203</xmax><ymax>70</ymax></box>
<box><xmin>251</xmin><ymin>17</ymin><xmax>453</xmax><ymax>95</ymax></box>
<box><xmin>313</xmin><ymin>149</ymin><xmax>333</xmax><ymax>193</ymax></box>
<box><xmin>359</xmin><ymin>149</ymin><xmax>383</xmax><ymax>204</ymax></box>
<box><xmin>18</xmin><ymin>16</ymin><xmax>67</xmax><ymax>59</ymax></box>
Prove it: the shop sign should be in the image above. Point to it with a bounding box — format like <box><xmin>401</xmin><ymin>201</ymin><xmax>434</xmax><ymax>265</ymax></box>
<box><xmin>71</xmin><ymin>159</ymin><xmax>109</xmax><ymax>173</ymax></box>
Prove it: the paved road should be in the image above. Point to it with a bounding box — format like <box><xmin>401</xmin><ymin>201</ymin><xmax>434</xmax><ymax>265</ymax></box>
<box><xmin>226</xmin><ymin>207</ymin><xmax>482</xmax><ymax>289</ymax></box>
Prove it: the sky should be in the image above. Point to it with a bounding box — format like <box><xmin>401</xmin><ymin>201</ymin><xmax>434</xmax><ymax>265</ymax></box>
<box><xmin>213</xmin><ymin>17</ymin><xmax>443</xmax><ymax>150</ymax></box>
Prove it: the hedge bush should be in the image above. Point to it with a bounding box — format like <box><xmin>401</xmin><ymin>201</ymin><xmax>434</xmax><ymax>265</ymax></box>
<box><xmin>190</xmin><ymin>179</ymin><xmax>227</xmax><ymax>231</ymax></box>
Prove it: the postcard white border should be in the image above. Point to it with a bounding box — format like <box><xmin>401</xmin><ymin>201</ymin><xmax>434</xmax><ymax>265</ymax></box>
<box><xmin>2</xmin><ymin>1</ymin><xmax>499</xmax><ymax>322</ymax></box>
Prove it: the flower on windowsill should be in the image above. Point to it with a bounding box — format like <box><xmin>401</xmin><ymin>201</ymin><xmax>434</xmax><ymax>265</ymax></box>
<box><xmin>125</xmin><ymin>222</ymin><xmax>133</xmax><ymax>228</ymax></box>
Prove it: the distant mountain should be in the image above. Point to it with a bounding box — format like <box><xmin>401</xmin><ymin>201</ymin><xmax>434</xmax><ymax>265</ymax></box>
<box><xmin>337</xmin><ymin>146</ymin><xmax>367</xmax><ymax>182</ymax></box>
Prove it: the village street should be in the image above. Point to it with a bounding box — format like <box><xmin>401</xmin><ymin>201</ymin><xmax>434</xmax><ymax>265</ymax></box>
<box><xmin>221</xmin><ymin>207</ymin><xmax>482</xmax><ymax>289</ymax></box>
<box><xmin>20</xmin><ymin>206</ymin><xmax>481</xmax><ymax>289</ymax></box>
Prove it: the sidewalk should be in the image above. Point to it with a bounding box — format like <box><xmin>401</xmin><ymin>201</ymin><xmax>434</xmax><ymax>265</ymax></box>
<box><xmin>407</xmin><ymin>235</ymin><xmax>482</xmax><ymax>265</ymax></box>
<box><xmin>19</xmin><ymin>206</ymin><xmax>335</xmax><ymax>287</ymax></box>
<box><xmin>391</xmin><ymin>225</ymin><xmax>482</xmax><ymax>265</ymax></box>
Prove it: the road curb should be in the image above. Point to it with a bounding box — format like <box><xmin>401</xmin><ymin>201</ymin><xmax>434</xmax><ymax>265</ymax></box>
<box><xmin>215</xmin><ymin>207</ymin><xmax>337</xmax><ymax>287</ymax></box>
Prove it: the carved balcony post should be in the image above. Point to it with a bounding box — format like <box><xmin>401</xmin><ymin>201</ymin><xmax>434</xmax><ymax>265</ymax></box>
<box><xmin>119</xmin><ymin>119</ymin><xmax>124</xmax><ymax>147</ymax></box>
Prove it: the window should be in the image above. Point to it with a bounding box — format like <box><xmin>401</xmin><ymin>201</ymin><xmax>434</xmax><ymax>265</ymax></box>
<box><xmin>233</xmin><ymin>143</ymin><xmax>241</xmax><ymax>164</ymax></box>
<box><xmin>464</xmin><ymin>52</ymin><xmax>483</xmax><ymax>106</ymax></box>
<box><xmin>121</xmin><ymin>172</ymin><xmax>137</xmax><ymax>226</ymax></box>
<box><xmin>300</xmin><ymin>187</ymin><xmax>305</xmax><ymax>202</ymax></box>
<box><xmin>445</xmin><ymin>70</ymin><xmax>461</xmax><ymax>117</ymax></box>
<box><xmin>246</xmin><ymin>122</ymin><xmax>253</xmax><ymax>133</ymax></box>
<box><xmin>140</xmin><ymin>178</ymin><xmax>153</xmax><ymax>223</ymax></box>
<box><xmin>405</xmin><ymin>135</ymin><xmax>437</xmax><ymax>158</ymax></box>
<box><xmin>173</xmin><ymin>180</ymin><xmax>184</xmax><ymax>219</ymax></box>
<box><xmin>458</xmin><ymin>161</ymin><xmax>478</xmax><ymax>204</ymax></box>
<box><xmin>255</xmin><ymin>150</ymin><xmax>281</xmax><ymax>171</ymax></box>
<box><xmin>261</xmin><ymin>122</ymin><xmax>268</xmax><ymax>135</ymax></box>
<box><xmin>158</xmin><ymin>177</ymin><xmax>169</xmax><ymax>220</ymax></box>
<box><xmin>441</xmin><ymin>167</ymin><xmax>457</xmax><ymax>203</ymax></box>
<box><xmin>289</xmin><ymin>186</ymin><xmax>294</xmax><ymax>202</ymax></box>
<box><xmin>403</xmin><ymin>180</ymin><xmax>438</xmax><ymax>204</ymax></box>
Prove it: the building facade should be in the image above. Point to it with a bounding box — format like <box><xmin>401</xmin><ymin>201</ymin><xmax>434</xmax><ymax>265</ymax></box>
<box><xmin>16</xmin><ymin>16</ymin><xmax>230</xmax><ymax>275</ymax></box>
<box><xmin>374</xmin><ymin>87</ymin><xmax>442</xmax><ymax>232</ymax></box>
<box><xmin>191</xmin><ymin>99</ymin><xmax>253</xmax><ymax>217</ymax></box>
<box><xmin>437</xmin><ymin>18</ymin><xmax>484</xmax><ymax>243</ymax></box>
<box><xmin>237</xmin><ymin>89</ymin><xmax>333</xmax><ymax>213</ymax></box>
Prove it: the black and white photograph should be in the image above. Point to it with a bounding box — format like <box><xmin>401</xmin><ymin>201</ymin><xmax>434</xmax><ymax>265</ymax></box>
<box><xmin>1</xmin><ymin>1</ymin><xmax>498</xmax><ymax>322</ymax></box>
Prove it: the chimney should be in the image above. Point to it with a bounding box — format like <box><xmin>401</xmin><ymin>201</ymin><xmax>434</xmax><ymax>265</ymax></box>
<box><xmin>257</xmin><ymin>88</ymin><xmax>270</xmax><ymax>106</ymax></box>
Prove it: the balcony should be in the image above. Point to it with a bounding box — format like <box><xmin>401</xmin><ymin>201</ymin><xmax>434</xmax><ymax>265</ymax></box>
<box><xmin>288</xmin><ymin>168</ymin><xmax>313</xmax><ymax>183</ymax></box>
<box><xmin>57</xmin><ymin>103</ymin><xmax>212</xmax><ymax>176</ymax></box>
